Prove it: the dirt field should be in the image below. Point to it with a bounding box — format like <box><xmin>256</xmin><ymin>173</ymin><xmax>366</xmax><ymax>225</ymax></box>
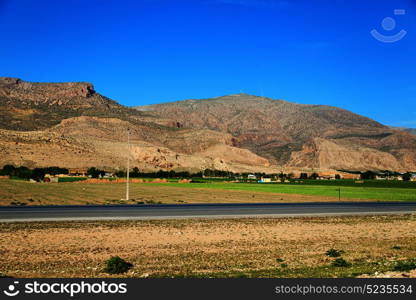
<box><xmin>0</xmin><ymin>179</ymin><xmax>384</xmax><ymax>206</ymax></box>
<box><xmin>1</xmin><ymin>214</ymin><xmax>415</xmax><ymax>278</ymax></box>
<box><xmin>0</xmin><ymin>179</ymin><xmax>360</xmax><ymax>206</ymax></box>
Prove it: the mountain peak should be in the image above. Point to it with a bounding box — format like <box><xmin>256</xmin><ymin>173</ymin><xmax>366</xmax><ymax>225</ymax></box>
<box><xmin>197</xmin><ymin>93</ymin><xmax>275</xmax><ymax>103</ymax></box>
<box><xmin>221</xmin><ymin>93</ymin><xmax>268</xmax><ymax>98</ymax></box>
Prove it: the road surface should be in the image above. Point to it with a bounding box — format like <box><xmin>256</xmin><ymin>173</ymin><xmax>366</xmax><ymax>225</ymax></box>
<box><xmin>0</xmin><ymin>202</ymin><xmax>415</xmax><ymax>222</ymax></box>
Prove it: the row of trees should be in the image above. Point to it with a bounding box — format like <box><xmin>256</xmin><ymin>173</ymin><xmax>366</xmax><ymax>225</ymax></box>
<box><xmin>114</xmin><ymin>169</ymin><xmax>297</xmax><ymax>180</ymax></box>
<box><xmin>113</xmin><ymin>168</ymin><xmax>201</xmax><ymax>179</ymax></box>
<box><xmin>360</xmin><ymin>170</ymin><xmax>413</xmax><ymax>181</ymax></box>
<box><xmin>299</xmin><ymin>173</ymin><xmax>341</xmax><ymax>180</ymax></box>
<box><xmin>86</xmin><ymin>167</ymin><xmax>107</xmax><ymax>178</ymax></box>
<box><xmin>2</xmin><ymin>165</ymin><xmax>414</xmax><ymax>181</ymax></box>
<box><xmin>0</xmin><ymin>165</ymin><xmax>68</xmax><ymax>181</ymax></box>
<box><xmin>109</xmin><ymin>169</ymin><xmax>336</xmax><ymax>180</ymax></box>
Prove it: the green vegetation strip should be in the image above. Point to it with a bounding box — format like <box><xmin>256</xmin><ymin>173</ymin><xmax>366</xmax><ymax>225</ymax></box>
<box><xmin>152</xmin><ymin>259</ymin><xmax>416</xmax><ymax>278</ymax></box>
<box><xmin>153</xmin><ymin>182</ymin><xmax>416</xmax><ymax>202</ymax></box>
<box><xmin>58</xmin><ymin>177</ymin><xmax>87</xmax><ymax>183</ymax></box>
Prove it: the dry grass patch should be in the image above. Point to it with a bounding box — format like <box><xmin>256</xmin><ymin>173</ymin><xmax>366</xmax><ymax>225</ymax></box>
<box><xmin>0</xmin><ymin>215</ymin><xmax>415</xmax><ymax>277</ymax></box>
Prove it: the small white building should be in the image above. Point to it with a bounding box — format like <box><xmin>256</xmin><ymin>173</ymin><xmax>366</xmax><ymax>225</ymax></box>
<box><xmin>259</xmin><ymin>177</ymin><xmax>271</xmax><ymax>183</ymax></box>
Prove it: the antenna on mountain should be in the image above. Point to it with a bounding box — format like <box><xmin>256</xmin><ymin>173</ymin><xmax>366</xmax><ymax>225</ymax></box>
<box><xmin>125</xmin><ymin>128</ymin><xmax>130</xmax><ymax>201</ymax></box>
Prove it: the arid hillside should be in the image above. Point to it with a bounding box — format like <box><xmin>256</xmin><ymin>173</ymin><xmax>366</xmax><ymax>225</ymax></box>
<box><xmin>0</xmin><ymin>78</ymin><xmax>275</xmax><ymax>172</ymax></box>
<box><xmin>136</xmin><ymin>94</ymin><xmax>416</xmax><ymax>171</ymax></box>
<box><xmin>1</xmin><ymin>77</ymin><xmax>415</xmax><ymax>172</ymax></box>
<box><xmin>0</xmin><ymin>77</ymin><xmax>158</xmax><ymax>131</ymax></box>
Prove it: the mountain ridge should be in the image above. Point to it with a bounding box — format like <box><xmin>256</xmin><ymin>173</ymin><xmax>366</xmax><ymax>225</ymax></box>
<box><xmin>134</xmin><ymin>93</ymin><xmax>408</xmax><ymax>171</ymax></box>
<box><xmin>1</xmin><ymin>77</ymin><xmax>415</xmax><ymax>173</ymax></box>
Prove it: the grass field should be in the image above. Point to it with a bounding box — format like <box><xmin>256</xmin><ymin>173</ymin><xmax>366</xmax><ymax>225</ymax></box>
<box><xmin>58</xmin><ymin>177</ymin><xmax>87</xmax><ymax>183</ymax></box>
<box><xmin>278</xmin><ymin>179</ymin><xmax>416</xmax><ymax>189</ymax></box>
<box><xmin>0</xmin><ymin>178</ymin><xmax>415</xmax><ymax>206</ymax></box>
<box><xmin>152</xmin><ymin>182</ymin><xmax>416</xmax><ymax>202</ymax></box>
<box><xmin>0</xmin><ymin>215</ymin><xmax>415</xmax><ymax>278</ymax></box>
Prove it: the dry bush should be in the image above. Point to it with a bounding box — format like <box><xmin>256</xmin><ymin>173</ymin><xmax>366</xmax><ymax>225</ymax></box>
<box><xmin>178</xmin><ymin>179</ymin><xmax>191</xmax><ymax>183</ymax></box>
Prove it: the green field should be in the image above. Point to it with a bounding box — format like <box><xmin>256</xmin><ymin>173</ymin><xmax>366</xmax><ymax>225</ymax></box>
<box><xmin>151</xmin><ymin>181</ymin><xmax>416</xmax><ymax>202</ymax></box>
<box><xmin>58</xmin><ymin>176</ymin><xmax>87</xmax><ymax>183</ymax></box>
<box><xmin>278</xmin><ymin>179</ymin><xmax>416</xmax><ymax>188</ymax></box>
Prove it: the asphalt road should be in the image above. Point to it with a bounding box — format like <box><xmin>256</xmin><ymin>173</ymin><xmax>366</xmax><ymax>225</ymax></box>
<box><xmin>0</xmin><ymin>202</ymin><xmax>415</xmax><ymax>222</ymax></box>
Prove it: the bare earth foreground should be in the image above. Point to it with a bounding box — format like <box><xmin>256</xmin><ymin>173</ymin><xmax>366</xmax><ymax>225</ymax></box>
<box><xmin>1</xmin><ymin>215</ymin><xmax>415</xmax><ymax>278</ymax></box>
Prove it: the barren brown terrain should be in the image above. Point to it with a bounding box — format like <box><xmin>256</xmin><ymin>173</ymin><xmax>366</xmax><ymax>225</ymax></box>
<box><xmin>1</xmin><ymin>215</ymin><xmax>415</xmax><ymax>278</ymax></box>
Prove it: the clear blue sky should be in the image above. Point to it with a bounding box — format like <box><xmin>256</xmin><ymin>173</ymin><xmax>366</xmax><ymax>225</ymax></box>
<box><xmin>0</xmin><ymin>0</ymin><xmax>415</xmax><ymax>126</ymax></box>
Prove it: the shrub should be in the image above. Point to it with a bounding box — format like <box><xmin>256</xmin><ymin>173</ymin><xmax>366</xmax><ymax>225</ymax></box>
<box><xmin>309</xmin><ymin>172</ymin><xmax>319</xmax><ymax>180</ymax></box>
<box><xmin>87</xmin><ymin>167</ymin><xmax>105</xmax><ymax>178</ymax></box>
<box><xmin>103</xmin><ymin>256</ymin><xmax>133</xmax><ymax>274</ymax></box>
<box><xmin>402</xmin><ymin>173</ymin><xmax>412</xmax><ymax>181</ymax></box>
<box><xmin>331</xmin><ymin>258</ymin><xmax>351</xmax><ymax>267</ymax></box>
<box><xmin>325</xmin><ymin>248</ymin><xmax>344</xmax><ymax>257</ymax></box>
<box><xmin>115</xmin><ymin>170</ymin><xmax>126</xmax><ymax>178</ymax></box>
<box><xmin>393</xmin><ymin>260</ymin><xmax>416</xmax><ymax>272</ymax></box>
<box><xmin>392</xmin><ymin>245</ymin><xmax>401</xmax><ymax>250</ymax></box>
<box><xmin>0</xmin><ymin>165</ymin><xmax>16</xmax><ymax>176</ymax></box>
<box><xmin>360</xmin><ymin>171</ymin><xmax>376</xmax><ymax>180</ymax></box>
<box><xmin>130</xmin><ymin>167</ymin><xmax>140</xmax><ymax>177</ymax></box>
<box><xmin>31</xmin><ymin>168</ymin><xmax>45</xmax><ymax>181</ymax></box>
<box><xmin>15</xmin><ymin>166</ymin><xmax>32</xmax><ymax>179</ymax></box>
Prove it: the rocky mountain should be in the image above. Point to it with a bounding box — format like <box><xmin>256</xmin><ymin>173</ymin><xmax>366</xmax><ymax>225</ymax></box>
<box><xmin>1</xmin><ymin>77</ymin><xmax>415</xmax><ymax>173</ymax></box>
<box><xmin>0</xmin><ymin>78</ymin><xmax>272</xmax><ymax>173</ymax></box>
<box><xmin>391</xmin><ymin>127</ymin><xmax>416</xmax><ymax>136</ymax></box>
<box><xmin>135</xmin><ymin>94</ymin><xmax>416</xmax><ymax>172</ymax></box>
<box><xmin>0</xmin><ymin>77</ymin><xmax>158</xmax><ymax>131</ymax></box>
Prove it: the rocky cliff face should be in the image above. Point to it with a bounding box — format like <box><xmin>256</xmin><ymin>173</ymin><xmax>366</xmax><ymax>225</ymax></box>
<box><xmin>0</xmin><ymin>77</ymin><xmax>96</xmax><ymax>101</ymax></box>
<box><xmin>0</xmin><ymin>77</ymin><xmax>150</xmax><ymax>131</ymax></box>
<box><xmin>1</xmin><ymin>78</ymin><xmax>415</xmax><ymax>172</ymax></box>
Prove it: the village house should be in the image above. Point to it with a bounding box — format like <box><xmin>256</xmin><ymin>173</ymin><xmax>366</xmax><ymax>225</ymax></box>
<box><xmin>68</xmin><ymin>168</ymin><xmax>88</xmax><ymax>176</ymax></box>
<box><xmin>103</xmin><ymin>172</ymin><xmax>115</xmax><ymax>178</ymax></box>
<box><xmin>259</xmin><ymin>177</ymin><xmax>272</xmax><ymax>183</ymax></box>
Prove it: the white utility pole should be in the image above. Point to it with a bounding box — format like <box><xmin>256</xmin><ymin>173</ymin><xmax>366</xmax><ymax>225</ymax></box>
<box><xmin>126</xmin><ymin>128</ymin><xmax>130</xmax><ymax>201</ymax></box>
